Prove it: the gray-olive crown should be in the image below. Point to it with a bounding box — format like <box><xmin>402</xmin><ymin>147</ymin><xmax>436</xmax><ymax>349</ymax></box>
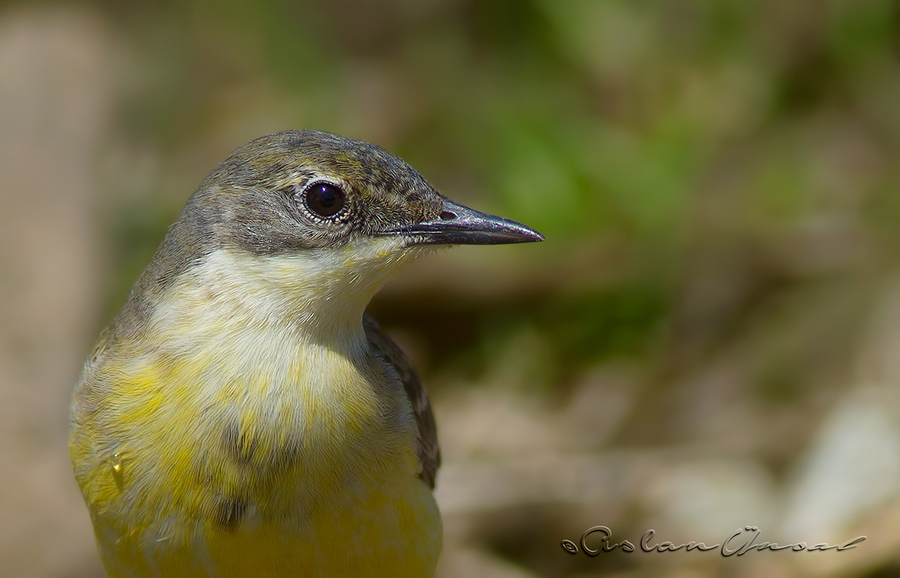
<box><xmin>191</xmin><ymin>130</ymin><xmax>445</xmax><ymax>255</ymax></box>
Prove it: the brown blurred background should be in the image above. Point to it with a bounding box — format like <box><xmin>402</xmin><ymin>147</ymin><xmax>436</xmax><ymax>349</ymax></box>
<box><xmin>2</xmin><ymin>1</ymin><xmax>900</xmax><ymax>576</ymax></box>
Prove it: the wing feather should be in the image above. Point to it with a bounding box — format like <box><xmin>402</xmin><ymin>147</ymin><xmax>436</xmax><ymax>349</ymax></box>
<box><xmin>364</xmin><ymin>313</ymin><xmax>440</xmax><ymax>488</ymax></box>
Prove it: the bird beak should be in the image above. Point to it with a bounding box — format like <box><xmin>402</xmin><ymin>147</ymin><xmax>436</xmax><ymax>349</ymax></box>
<box><xmin>385</xmin><ymin>198</ymin><xmax>544</xmax><ymax>246</ymax></box>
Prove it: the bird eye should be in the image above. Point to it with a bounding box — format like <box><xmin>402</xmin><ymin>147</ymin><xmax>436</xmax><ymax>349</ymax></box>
<box><xmin>304</xmin><ymin>182</ymin><xmax>346</xmax><ymax>218</ymax></box>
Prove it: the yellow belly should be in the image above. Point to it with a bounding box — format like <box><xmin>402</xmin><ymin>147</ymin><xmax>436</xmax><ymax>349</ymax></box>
<box><xmin>90</xmin><ymin>476</ymin><xmax>441</xmax><ymax>578</ymax></box>
<box><xmin>70</xmin><ymin>329</ymin><xmax>441</xmax><ymax>577</ymax></box>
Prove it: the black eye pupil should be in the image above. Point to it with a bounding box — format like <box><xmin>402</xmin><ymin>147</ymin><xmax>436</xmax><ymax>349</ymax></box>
<box><xmin>305</xmin><ymin>183</ymin><xmax>345</xmax><ymax>217</ymax></box>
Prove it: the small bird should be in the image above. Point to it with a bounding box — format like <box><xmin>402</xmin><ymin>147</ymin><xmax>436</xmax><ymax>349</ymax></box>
<box><xmin>69</xmin><ymin>130</ymin><xmax>543</xmax><ymax>577</ymax></box>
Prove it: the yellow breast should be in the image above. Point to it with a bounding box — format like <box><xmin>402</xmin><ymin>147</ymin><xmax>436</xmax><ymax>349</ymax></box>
<box><xmin>69</xmin><ymin>249</ymin><xmax>441</xmax><ymax>577</ymax></box>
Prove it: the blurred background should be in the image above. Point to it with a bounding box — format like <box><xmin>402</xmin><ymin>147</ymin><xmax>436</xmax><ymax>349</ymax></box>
<box><xmin>2</xmin><ymin>1</ymin><xmax>900</xmax><ymax>576</ymax></box>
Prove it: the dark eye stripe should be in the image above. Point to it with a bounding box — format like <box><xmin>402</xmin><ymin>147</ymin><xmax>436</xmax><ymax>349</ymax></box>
<box><xmin>304</xmin><ymin>182</ymin><xmax>346</xmax><ymax>218</ymax></box>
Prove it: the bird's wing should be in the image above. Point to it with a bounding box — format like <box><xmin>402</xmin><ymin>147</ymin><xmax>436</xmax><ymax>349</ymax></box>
<box><xmin>363</xmin><ymin>313</ymin><xmax>440</xmax><ymax>489</ymax></box>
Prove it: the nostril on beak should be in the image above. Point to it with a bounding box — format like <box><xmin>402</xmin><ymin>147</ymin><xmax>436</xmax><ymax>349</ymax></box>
<box><xmin>439</xmin><ymin>211</ymin><xmax>457</xmax><ymax>221</ymax></box>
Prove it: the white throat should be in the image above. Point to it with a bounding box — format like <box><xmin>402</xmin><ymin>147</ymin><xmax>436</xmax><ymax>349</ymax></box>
<box><xmin>166</xmin><ymin>238</ymin><xmax>426</xmax><ymax>349</ymax></box>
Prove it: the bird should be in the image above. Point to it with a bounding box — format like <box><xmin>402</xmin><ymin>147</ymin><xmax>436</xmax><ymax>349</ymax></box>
<box><xmin>68</xmin><ymin>129</ymin><xmax>543</xmax><ymax>577</ymax></box>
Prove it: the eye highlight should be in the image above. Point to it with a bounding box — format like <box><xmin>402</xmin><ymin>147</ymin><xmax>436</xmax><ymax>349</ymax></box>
<box><xmin>303</xmin><ymin>182</ymin><xmax>347</xmax><ymax>218</ymax></box>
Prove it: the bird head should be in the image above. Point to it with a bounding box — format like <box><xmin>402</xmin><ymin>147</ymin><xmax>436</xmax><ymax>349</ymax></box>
<box><xmin>198</xmin><ymin>130</ymin><xmax>542</xmax><ymax>250</ymax></box>
<box><xmin>130</xmin><ymin>130</ymin><xmax>542</xmax><ymax>341</ymax></box>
